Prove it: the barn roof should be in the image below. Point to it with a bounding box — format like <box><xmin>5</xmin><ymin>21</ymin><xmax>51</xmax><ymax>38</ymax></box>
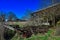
<box><xmin>32</xmin><ymin>3</ymin><xmax>60</xmax><ymax>14</ymax></box>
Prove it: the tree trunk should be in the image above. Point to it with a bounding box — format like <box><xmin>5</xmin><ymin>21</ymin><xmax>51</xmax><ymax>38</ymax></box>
<box><xmin>0</xmin><ymin>22</ymin><xmax>5</xmax><ymax>40</ymax></box>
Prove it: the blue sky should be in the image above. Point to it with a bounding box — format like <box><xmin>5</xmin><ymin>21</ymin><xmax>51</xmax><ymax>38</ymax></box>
<box><xmin>0</xmin><ymin>0</ymin><xmax>60</xmax><ymax>18</ymax></box>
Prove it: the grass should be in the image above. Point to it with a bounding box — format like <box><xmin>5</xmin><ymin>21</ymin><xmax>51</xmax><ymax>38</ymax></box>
<box><xmin>11</xmin><ymin>29</ymin><xmax>60</xmax><ymax>40</ymax></box>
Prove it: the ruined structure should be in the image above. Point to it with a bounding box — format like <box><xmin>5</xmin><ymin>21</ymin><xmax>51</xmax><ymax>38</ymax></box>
<box><xmin>30</xmin><ymin>3</ymin><xmax>60</xmax><ymax>26</ymax></box>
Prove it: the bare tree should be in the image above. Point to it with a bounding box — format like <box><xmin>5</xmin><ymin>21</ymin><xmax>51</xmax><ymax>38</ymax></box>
<box><xmin>52</xmin><ymin>0</ymin><xmax>60</xmax><ymax>4</ymax></box>
<box><xmin>8</xmin><ymin>12</ymin><xmax>18</xmax><ymax>21</ymax></box>
<box><xmin>21</xmin><ymin>9</ymin><xmax>32</xmax><ymax>20</ymax></box>
<box><xmin>0</xmin><ymin>11</ymin><xmax>6</xmax><ymax>40</ymax></box>
<box><xmin>0</xmin><ymin>12</ymin><xmax>6</xmax><ymax>22</ymax></box>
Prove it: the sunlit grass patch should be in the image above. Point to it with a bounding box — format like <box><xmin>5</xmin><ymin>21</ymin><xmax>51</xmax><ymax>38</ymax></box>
<box><xmin>11</xmin><ymin>25</ymin><xmax>60</xmax><ymax>40</ymax></box>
